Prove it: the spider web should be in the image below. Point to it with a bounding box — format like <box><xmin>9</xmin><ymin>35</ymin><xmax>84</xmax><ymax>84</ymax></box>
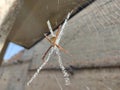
<box><xmin>27</xmin><ymin>11</ymin><xmax>72</xmax><ymax>86</ymax></box>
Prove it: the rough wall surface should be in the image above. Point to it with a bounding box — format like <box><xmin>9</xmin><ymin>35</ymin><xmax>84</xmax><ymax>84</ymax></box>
<box><xmin>26</xmin><ymin>69</ymin><xmax>120</xmax><ymax>90</ymax></box>
<box><xmin>0</xmin><ymin>0</ymin><xmax>120</xmax><ymax>90</ymax></box>
<box><xmin>0</xmin><ymin>63</ymin><xmax>29</xmax><ymax>90</ymax></box>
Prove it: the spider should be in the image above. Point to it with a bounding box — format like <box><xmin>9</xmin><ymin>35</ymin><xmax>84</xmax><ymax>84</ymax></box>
<box><xmin>42</xmin><ymin>20</ymin><xmax>72</xmax><ymax>61</ymax></box>
<box><xmin>27</xmin><ymin>12</ymin><xmax>72</xmax><ymax>86</ymax></box>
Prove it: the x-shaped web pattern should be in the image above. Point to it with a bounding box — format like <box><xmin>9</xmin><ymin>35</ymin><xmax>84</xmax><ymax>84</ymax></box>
<box><xmin>27</xmin><ymin>11</ymin><xmax>72</xmax><ymax>86</ymax></box>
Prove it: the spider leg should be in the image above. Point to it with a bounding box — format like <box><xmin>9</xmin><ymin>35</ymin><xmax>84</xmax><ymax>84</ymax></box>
<box><xmin>44</xmin><ymin>34</ymin><xmax>53</xmax><ymax>44</ymax></box>
<box><xmin>42</xmin><ymin>45</ymin><xmax>52</xmax><ymax>61</ymax></box>
<box><xmin>56</xmin><ymin>44</ymin><xmax>72</xmax><ymax>57</ymax></box>
<box><xmin>44</xmin><ymin>33</ymin><xmax>72</xmax><ymax>57</ymax></box>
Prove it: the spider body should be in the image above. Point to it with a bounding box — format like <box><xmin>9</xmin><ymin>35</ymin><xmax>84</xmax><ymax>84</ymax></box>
<box><xmin>50</xmin><ymin>36</ymin><xmax>56</xmax><ymax>44</ymax></box>
<box><xmin>42</xmin><ymin>26</ymin><xmax>72</xmax><ymax>61</ymax></box>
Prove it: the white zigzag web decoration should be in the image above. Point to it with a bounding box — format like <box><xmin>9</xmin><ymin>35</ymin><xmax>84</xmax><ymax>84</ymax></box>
<box><xmin>27</xmin><ymin>11</ymin><xmax>72</xmax><ymax>86</ymax></box>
